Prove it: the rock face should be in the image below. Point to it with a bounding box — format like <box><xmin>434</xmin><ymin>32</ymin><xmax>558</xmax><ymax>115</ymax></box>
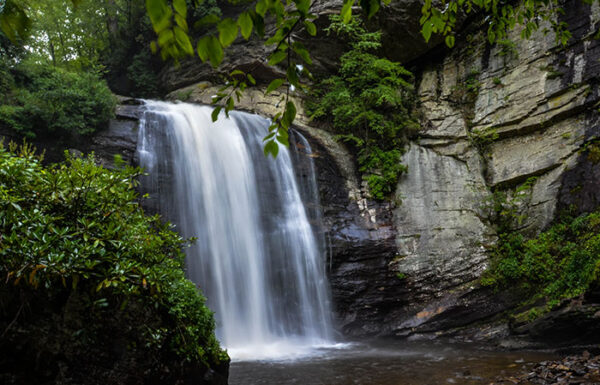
<box><xmin>380</xmin><ymin>2</ymin><xmax>600</xmax><ymax>339</ymax></box>
<box><xmin>10</xmin><ymin>0</ymin><xmax>600</xmax><ymax>346</ymax></box>
<box><xmin>161</xmin><ymin>2</ymin><xmax>600</xmax><ymax>341</ymax></box>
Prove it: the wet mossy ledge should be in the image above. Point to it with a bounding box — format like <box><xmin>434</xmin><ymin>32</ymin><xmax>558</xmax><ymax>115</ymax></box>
<box><xmin>0</xmin><ymin>144</ymin><xmax>229</xmax><ymax>385</ymax></box>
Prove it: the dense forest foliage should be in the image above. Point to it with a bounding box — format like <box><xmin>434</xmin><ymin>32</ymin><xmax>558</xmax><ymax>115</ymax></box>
<box><xmin>0</xmin><ymin>2</ymin><xmax>228</xmax><ymax>381</ymax></box>
<box><xmin>0</xmin><ymin>144</ymin><xmax>227</xmax><ymax>383</ymax></box>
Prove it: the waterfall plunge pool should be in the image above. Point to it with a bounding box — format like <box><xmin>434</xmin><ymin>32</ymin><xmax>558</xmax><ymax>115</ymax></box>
<box><xmin>229</xmin><ymin>340</ymin><xmax>556</xmax><ymax>385</ymax></box>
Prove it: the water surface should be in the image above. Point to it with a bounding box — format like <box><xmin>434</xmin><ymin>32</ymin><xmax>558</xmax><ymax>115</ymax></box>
<box><xmin>230</xmin><ymin>341</ymin><xmax>556</xmax><ymax>385</ymax></box>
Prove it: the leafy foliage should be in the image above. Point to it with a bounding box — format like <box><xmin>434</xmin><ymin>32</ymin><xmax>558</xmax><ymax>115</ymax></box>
<box><xmin>307</xmin><ymin>17</ymin><xmax>417</xmax><ymax>200</ymax></box>
<box><xmin>145</xmin><ymin>0</ymin><xmax>392</xmax><ymax>155</ymax></box>
<box><xmin>481</xmin><ymin>179</ymin><xmax>600</xmax><ymax>303</ymax></box>
<box><xmin>0</xmin><ymin>60</ymin><xmax>115</xmax><ymax>139</ymax></box>
<box><xmin>127</xmin><ymin>49</ymin><xmax>163</xmax><ymax>98</ymax></box>
<box><xmin>0</xmin><ymin>143</ymin><xmax>227</xmax><ymax>368</ymax></box>
<box><xmin>420</xmin><ymin>0</ymin><xmax>598</xmax><ymax>49</ymax></box>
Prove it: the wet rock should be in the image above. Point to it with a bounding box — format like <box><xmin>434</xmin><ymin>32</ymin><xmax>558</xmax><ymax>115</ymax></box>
<box><xmin>495</xmin><ymin>352</ymin><xmax>600</xmax><ymax>384</ymax></box>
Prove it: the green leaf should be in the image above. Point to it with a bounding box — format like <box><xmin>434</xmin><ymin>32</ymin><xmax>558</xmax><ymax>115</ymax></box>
<box><xmin>146</xmin><ymin>0</ymin><xmax>172</xmax><ymax>33</ymax></box>
<box><xmin>265</xmin><ymin>78</ymin><xmax>284</xmax><ymax>95</ymax></box>
<box><xmin>158</xmin><ymin>28</ymin><xmax>174</xmax><ymax>47</ymax></box>
<box><xmin>445</xmin><ymin>35</ymin><xmax>455</xmax><ymax>48</ymax></box>
<box><xmin>287</xmin><ymin>65</ymin><xmax>299</xmax><ymax>87</ymax></box>
<box><xmin>263</xmin><ymin>132</ymin><xmax>276</xmax><ymax>141</ymax></box>
<box><xmin>174</xmin><ymin>13</ymin><xmax>188</xmax><ymax>31</ymax></box>
<box><xmin>173</xmin><ymin>0</ymin><xmax>187</xmax><ymax>18</ymax></box>
<box><xmin>174</xmin><ymin>26</ymin><xmax>194</xmax><ymax>55</ymax></box>
<box><xmin>422</xmin><ymin>21</ymin><xmax>433</xmax><ymax>42</ymax></box>
<box><xmin>256</xmin><ymin>0</ymin><xmax>268</xmax><ymax>17</ymax></box>
<box><xmin>292</xmin><ymin>42</ymin><xmax>312</xmax><ymax>65</ymax></box>
<box><xmin>264</xmin><ymin>140</ymin><xmax>279</xmax><ymax>158</ymax></box>
<box><xmin>276</xmin><ymin>134</ymin><xmax>290</xmax><ymax>147</ymax></box>
<box><xmin>247</xmin><ymin>73</ymin><xmax>256</xmax><ymax>85</ymax></box>
<box><xmin>304</xmin><ymin>20</ymin><xmax>317</xmax><ymax>36</ymax></box>
<box><xmin>195</xmin><ymin>14</ymin><xmax>220</xmax><ymax>28</ymax></box>
<box><xmin>197</xmin><ymin>35</ymin><xmax>223</xmax><ymax>68</ymax></box>
<box><xmin>250</xmin><ymin>12</ymin><xmax>265</xmax><ymax>37</ymax></box>
<box><xmin>341</xmin><ymin>0</ymin><xmax>355</xmax><ymax>24</ymax></box>
<box><xmin>282</xmin><ymin>101</ymin><xmax>296</xmax><ymax>128</ymax></box>
<box><xmin>294</xmin><ymin>0</ymin><xmax>311</xmax><ymax>15</ymax></box>
<box><xmin>0</xmin><ymin>0</ymin><xmax>31</xmax><ymax>42</ymax></box>
<box><xmin>238</xmin><ymin>12</ymin><xmax>253</xmax><ymax>40</ymax></box>
<box><xmin>268</xmin><ymin>50</ymin><xmax>287</xmax><ymax>65</ymax></box>
<box><xmin>488</xmin><ymin>28</ymin><xmax>496</xmax><ymax>43</ymax></box>
<box><xmin>211</xmin><ymin>106</ymin><xmax>222</xmax><ymax>122</ymax></box>
<box><xmin>218</xmin><ymin>18</ymin><xmax>238</xmax><ymax>47</ymax></box>
<box><xmin>359</xmin><ymin>0</ymin><xmax>380</xmax><ymax>19</ymax></box>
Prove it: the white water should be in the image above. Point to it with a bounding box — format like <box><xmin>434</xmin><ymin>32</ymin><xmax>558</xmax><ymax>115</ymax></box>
<box><xmin>137</xmin><ymin>101</ymin><xmax>334</xmax><ymax>360</ymax></box>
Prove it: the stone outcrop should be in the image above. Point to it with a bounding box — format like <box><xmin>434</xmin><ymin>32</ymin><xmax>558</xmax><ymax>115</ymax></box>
<box><xmin>380</xmin><ymin>2</ymin><xmax>600</xmax><ymax>340</ymax></box>
<box><xmin>0</xmin><ymin>98</ymin><xmax>141</xmax><ymax>168</ymax></box>
<box><xmin>159</xmin><ymin>1</ymin><xmax>600</xmax><ymax>342</ymax></box>
<box><xmin>8</xmin><ymin>0</ymin><xmax>599</xmax><ymax>347</ymax></box>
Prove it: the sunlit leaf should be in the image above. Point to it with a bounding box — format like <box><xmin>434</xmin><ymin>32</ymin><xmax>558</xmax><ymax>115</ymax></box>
<box><xmin>304</xmin><ymin>20</ymin><xmax>317</xmax><ymax>36</ymax></box>
<box><xmin>341</xmin><ymin>0</ymin><xmax>355</xmax><ymax>24</ymax></box>
<box><xmin>218</xmin><ymin>18</ymin><xmax>238</xmax><ymax>47</ymax></box>
<box><xmin>265</xmin><ymin>78</ymin><xmax>284</xmax><ymax>95</ymax></box>
<box><xmin>174</xmin><ymin>26</ymin><xmax>194</xmax><ymax>55</ymax></box>
<box><xmin>238</xmin><ymin>12</ymin><xmax>253</xmax><ymax>40</ymax></box>
<box><xmin>173</xmin><ymin>0</ymin><xmax>187</xmax><ymax>18</ymax></box>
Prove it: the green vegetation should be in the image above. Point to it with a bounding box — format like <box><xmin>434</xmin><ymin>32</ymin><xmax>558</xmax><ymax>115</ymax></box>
<box><xmin>483</xmin><ymin>209</ymin><xmax>600</xmax><ymax>301</ymax></box>
<box><xmin>0</xmin><ymin>144</ymin><xmax>227</xmax><ymax>380</ymax></box>
<box><xmin>0</xmin><ymin>60</ymin><xmax>115</xmax><ymax>139</ymax></box>
<box><xmin>2</xmin><ymin>0</ymin><xmax>595</xmax><ymax>151</ymax></box>
<box><xmin>307</xmin><ymin>17</ymin><xmax>417</xmax><ymax>200</ymax></box>
<box><xmin>482</xmin><ymin>177</ymin><xmax>600</xmax><ymax>305</ymax></box>
<box><xmin>420</xmin><ymin>0</ymin><xmax>577</xmax><ymax>48</ymax></box>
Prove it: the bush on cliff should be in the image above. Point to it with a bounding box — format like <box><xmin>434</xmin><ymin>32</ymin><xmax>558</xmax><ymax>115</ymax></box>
<box><xmin>482</xmin><ymin>207</ymin><xmax>600</xmax><ymax>305</ymax></box>
<box><xmin>0</xmin><ymin>143</ymin><xmax>228</xmax><ymax>384</ymax></box>
<box><xmin>307</xmin><ymin>16</ymin><xmax>418</xmax><ymax>200</ymax></box>
<box><xmin>0</xmin><ymin>60</ymin><xmax>115</xmax><ymax>139</ymax></box>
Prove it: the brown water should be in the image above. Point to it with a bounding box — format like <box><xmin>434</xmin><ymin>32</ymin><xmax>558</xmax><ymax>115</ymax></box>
<box><xmin>229</xmin><ymin>340</ymin><xmax>556</xmax><ymax>385</ymax></box>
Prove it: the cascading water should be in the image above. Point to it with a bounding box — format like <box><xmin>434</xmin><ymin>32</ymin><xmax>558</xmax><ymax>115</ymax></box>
<box><xmin>137</xmin><ymin>101</ymin><xmax>334</xmax><ymax>360</ymax></box>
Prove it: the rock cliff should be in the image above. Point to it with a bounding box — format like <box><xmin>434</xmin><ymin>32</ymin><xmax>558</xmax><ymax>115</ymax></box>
<box><xmin>6</xmin><ymin>0</ymin><xmax>599</xmax><ymax>347</ymax></box>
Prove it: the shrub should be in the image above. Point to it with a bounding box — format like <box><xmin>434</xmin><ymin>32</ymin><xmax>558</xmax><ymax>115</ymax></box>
<box><xmin>0</xmin><ymin>60</ymin><xmax>115</xmax><ymax>139</ymax></box>
<box><xmin>482</xmin><ymin>208</ymin><xmax>600</xmax><ymax>302</ymax></box>
<box><xmin>0</xmin><ymin>144</ymin><xmax>227</xmax><ymax>382</ymax></box>
<box><xmin>127</xmin><ymin>49</ymin><xmax>162</xmax><ymax>98</ymax></box>
<box><xmin>307</xmin><ymin>16</ymin><xmax>418</xmax><ymax>200</ymax></box>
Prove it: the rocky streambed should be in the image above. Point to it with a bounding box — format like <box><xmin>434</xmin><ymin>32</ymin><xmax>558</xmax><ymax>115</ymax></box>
<box><xmin>494</xmin><ymin>352</ymin><xmax>600</xmax><ymax>385</ymax></box>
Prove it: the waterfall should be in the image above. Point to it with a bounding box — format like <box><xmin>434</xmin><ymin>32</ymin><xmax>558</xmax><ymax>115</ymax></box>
<box><xmin>137</xmin><ymin>101</ymin><xmax>334</xmax><ymax>360</ymax></box>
